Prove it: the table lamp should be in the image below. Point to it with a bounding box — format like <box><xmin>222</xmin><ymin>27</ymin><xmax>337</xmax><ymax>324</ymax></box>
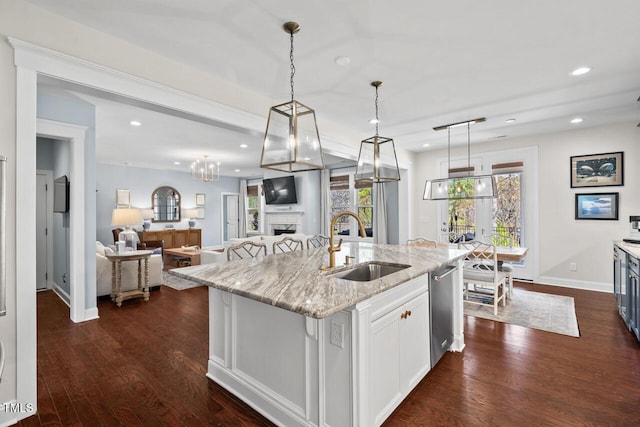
<box><xmin>141</xmin><ymin>209</ymin><xmax>155</xmax><ymax>231</ymax></box>
<box><xmin>185</xmin><ymin>209</ymin><xmax>198</xmax><ymax>229</ymax></box>
<box><xmin>112</xmin><ymin>208</ymin><xmax>143</xmax><ymax>252</ymax></box>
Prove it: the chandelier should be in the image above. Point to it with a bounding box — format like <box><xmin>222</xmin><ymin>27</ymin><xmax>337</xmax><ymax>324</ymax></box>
<box><xmin>355</xmin><ymin>81</ymin><xmax>400</xmax><ymax>183</ymax></box>
<box><xmin>191</xmin><ymin>155</ymin><xmax>220</xmax><ymax>182</ymax></box>
<box><xmin>260</xmin><ymin>21</ymin><xmax>324</xmax><ymax>172</ymax></box>
<box><xmin>423</xmin><ymin>118</ymin><xmax>496</xmax><ymax>200</ymax></box>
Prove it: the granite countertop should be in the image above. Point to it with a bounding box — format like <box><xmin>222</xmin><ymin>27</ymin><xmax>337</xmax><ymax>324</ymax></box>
<box><xmin>169</xmin><ymin>242</ymin><xmax>468</xmax><ymax>319</ymax></box>
<box><xmin>615</xmin><ymin>241</ymin><xmax>640</xmax><ymax>259</ymax></box>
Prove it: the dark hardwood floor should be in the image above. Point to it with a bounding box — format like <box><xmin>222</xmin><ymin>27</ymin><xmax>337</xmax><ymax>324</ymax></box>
<box><xmin>17</xmin><ymin>281</ymin><xmax>640</xmax><ymax>426</ymax></box>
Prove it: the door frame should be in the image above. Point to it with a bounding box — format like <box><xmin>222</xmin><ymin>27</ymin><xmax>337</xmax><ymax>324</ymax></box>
<box><xmin>221</xmin><ymin>192</ymin><xmax>240</xmax><ymax>243</ymax></box>
<box><xmin>36</xmin><ymin>169</ymin><xmax>53</xmax><ymax>291</ymax></box>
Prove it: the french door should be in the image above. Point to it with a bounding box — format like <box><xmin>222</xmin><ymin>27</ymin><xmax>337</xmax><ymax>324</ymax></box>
<box><xmin>438</xmin><ymin>149</ymin><xmax>536</xmax><ymax>281</ymax></box>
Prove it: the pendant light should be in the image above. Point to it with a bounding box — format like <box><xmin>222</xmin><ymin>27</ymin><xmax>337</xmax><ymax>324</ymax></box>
<box><xmin>355</xmin><ymin>81</ymin><xmax>400</xmax><ymax>184</ymax></box>
<box><xmin>423</xmin><ymin>118</ymin><xmax>496</xmax><ymax>200</ymax></box>
<box><xmin>260</xmin><ymin>21</ymin><xmax>324</xmax><ymax>172</ymax></box>
<box><xmin>191</xmin><ymin>155</ymin><xmax>220</xmax><ymax>182</ymax></box>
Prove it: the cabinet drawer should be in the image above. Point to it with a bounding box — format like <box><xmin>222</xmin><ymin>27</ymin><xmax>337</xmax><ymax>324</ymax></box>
<box><xmin>369</xmin><ymin>275</ymin><xmax>428</xmax><ymax>322</ymax></box>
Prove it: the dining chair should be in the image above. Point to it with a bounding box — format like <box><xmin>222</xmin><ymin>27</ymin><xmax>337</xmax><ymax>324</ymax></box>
<box><xmin>306</xmin><ymin>234</ymin><xmax>330</xmax><ymax>249</ymax></box>
<box><xmin>227</xmin><ymin>241</ymin><xmax>267</xmax><ymax>261</ymax></box>
<box><xmin>273</xmin><ymin>237</ymin><xmax>304</xmax><ymax>254</ymax></box>
<box><xmin>480</xmin><ymin>233</ymin><xmax>515</xmax><ymax>299</ymax></box>
<box><xmin>407</xmin><ymin>237</ymin><xmax>438</xmax><ymax>248</ymax></box>
<box><xmin>458</xmin><ymin>241</ymin><xmax>506</xmax><ymax>315</ymax></box>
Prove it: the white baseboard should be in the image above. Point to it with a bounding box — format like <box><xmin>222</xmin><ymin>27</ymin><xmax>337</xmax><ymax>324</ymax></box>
<box><xmin>536</xmin><ymin>276</ymin><xmax>611</xmax><ymax>293</ymax></box>
<box><xmin>52</xmin><ymin>282</ymin><xmax>70</xmax><ymax>306</ymax></box>
<box><xmin>84</xmin><ymin>307</ymin><xmax>99</xmax><ymax>321</ymax></box>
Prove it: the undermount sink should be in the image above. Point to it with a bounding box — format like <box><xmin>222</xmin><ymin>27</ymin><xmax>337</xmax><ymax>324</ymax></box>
<box><xmin>331</xmin><ymin>261</ymin><xmax>411</xmax><ymax>282</ymax></box>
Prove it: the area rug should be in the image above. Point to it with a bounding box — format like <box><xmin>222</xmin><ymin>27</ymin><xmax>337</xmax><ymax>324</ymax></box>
<box><xmin>162</xmin><ymin>271</ymin><xmax>203</xmax><ymax>291</ymax></box>
<box><xmin>464</xmin><ymin>288</ymin><xmax>580</xmax><ymax>337</ymax></box>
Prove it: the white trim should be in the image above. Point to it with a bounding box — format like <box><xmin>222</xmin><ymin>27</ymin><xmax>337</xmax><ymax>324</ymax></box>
<box><xmin>220</xmin><ymin>192</ymin><xmax>240</xmax><ymax>244</ymax></box>
<box><xmin>52</xmin><ymin>282</ymin><xmax>71</xmax><ymax>306</ymax></box>
<box><xmin>36</xmin><ymin>119</ymin><xmax>89</xmax><ymax>323</ymax></box>
<box><xmin>14</xmin><ymin>65</ymin><xmax>38</xmax><ymax>423</ymax></box>
<box><xmin>536</xmin><ymin>276</ymin><xmax>611</xmax><ymax>293</ymax></box>
<box><xmin>36</xmin><ymin>169</ymin><xmax>53</xmax><ymax>290</ymax></box>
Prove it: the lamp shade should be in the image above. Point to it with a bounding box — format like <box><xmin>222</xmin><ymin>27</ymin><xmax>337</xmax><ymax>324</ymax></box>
<box><xmin>111</xmin><ymin>208</ymin><xmax>143</xmax><ymax>227</ymax></box>
<box><xmin>355</xmin><ymin>135</ymin><xmax>401</xmax><ymax>183</ymax></box>
<box><xmin>185</xmin><ymin>209</ymin><xmax>199</xmax><ymax>219</ymax></box>
<box><xmin>261</xmin><ymin>100</ymin><xmax>324</xmax><ymax>172</ymax></box>
<box><xmin>141</xmin><ymin>209</ymin><xmax>155</xmax><ymax>220</ymax></box>
<box><xmin>423</xmin><ymin>175</ymin><xmax>497</xmax><ymax>200</ymax></box>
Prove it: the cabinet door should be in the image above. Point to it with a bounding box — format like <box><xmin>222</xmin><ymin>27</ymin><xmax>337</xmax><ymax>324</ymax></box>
<box><xmin>629</xmin><ymin>266</ymin><xmax>640</xmax><ymax>340</ymax></box>
<box><xmin>188</xmin><ymin>229</ymin><xmax>201</xmax><ymax>247</ymax></box>
<box><xmin>400</xmin><ymin>292</ymin><xmax>430</xmax><ymax>391</ymax></box>
<box><xmin>158</xmin><ymin>230</ymin><xmax>174</xmax><ymax>249</ymax></box>
<box><xmin>370</xmin><ymin>305</ymin><xmax>404</xmax><ymax>426</ymax></box>
<box><xmin>174</xmin><ymin>230</ymin><xmax>188</xmax><ymax>247</ymax></box>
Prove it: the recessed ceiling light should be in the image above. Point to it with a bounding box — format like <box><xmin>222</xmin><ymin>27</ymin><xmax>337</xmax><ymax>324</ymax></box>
<box><xmin>129</xmin><ymin>120</ymin><xmax>142</xmax><ymax>126</ymax></box>
<box><xmin>240</xmin><ymin>144</ymin><xmax>248</xmax><ymax>148</ymax></box>
<box><xmin>505</xmin><ymin>118</ymin><xmax>516</xmax><ymax>123</ymax></box>
<box><xmin>422</xmin><ymin>143</ymin><xmax>430</xmax><ymax>147</ymax></box>
<box><xmin>571</xmin><ymin>67</ymin><xmax>591</xmax><ymax>76</ymax></box>
<box><xmin>234</xmin><ymin>169</ymin><xmax>240</xmax><ymax>172</ymax></box>
<box><xmin>570</xmin><ymin>117</ymin><xmax>583</xmax><ymax>124</ymax></box>
<box><xmin>174</xmin><ymin>161</ymin><xmax>180</xmax><ymax>165</ymax></box>
<box><xmin>335</xmin><ymin>56</ymin><xmax>351</xmax><ymax>66</ymax></box>
<box><xmin>369</xmin><ymin>118</ymin><xmax>379</xmax><ymax>124</ymax></box>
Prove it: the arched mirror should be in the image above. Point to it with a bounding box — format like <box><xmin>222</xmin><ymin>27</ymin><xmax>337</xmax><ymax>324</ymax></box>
<box><xmin>152</xmin><ymin>186</ymin><xmax>181</xmax><ymax>222</ymax></box>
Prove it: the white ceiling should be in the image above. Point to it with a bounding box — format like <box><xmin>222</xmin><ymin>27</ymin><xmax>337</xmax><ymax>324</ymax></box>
<box><xmin>30</xmin><ymin>0</ymin><xmax>640</xmax><ymax>175</ymax></box>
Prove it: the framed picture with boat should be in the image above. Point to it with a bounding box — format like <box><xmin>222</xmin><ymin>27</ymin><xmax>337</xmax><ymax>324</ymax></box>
<box><xmin>570</xmin><ymin>151</ymin><xmax>623</xmax><ymax>188</ymax></box>
<box><xmin>575</xmin><ymin>192</ymin><xmax>619</xmax><ymax>220</ymax></box>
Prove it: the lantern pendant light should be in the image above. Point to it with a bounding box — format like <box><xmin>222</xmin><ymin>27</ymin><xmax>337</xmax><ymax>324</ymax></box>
<box><xmin>260</xmin><ymin>21</ymin><xmax>324</xmax><ymax>172</ymax></box>
<box><xmin>423</xmin><ymin>117</ymin><xmax>497</xmax><ymax>200</ymax></box>
<box><xmin>355</xmin><ymin>81</ymin><xmax>400</xmax><ymax>184</ymax></box>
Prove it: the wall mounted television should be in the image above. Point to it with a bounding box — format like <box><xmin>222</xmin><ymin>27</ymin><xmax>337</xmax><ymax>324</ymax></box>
<box><xmin>53</xmin><ymin>175</ymin><xmax>69</xmax><ymax>213</ymax></box>
<box><xmin>263</xmin><ymin>175</ymin><xmax>298</xmax><ymax>205</ymax></box>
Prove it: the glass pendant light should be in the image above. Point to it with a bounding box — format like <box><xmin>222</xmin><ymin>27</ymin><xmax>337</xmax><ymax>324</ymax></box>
<box><xmin>423</xmin><ymin>118</ymin><xmax>496</xmax><ymax>200</ymax></box>
<box><xmin>191</xmin><ymin>155</ymin><xmax>220</xmax><ymax>182</ymax></box>
<box><xmin>355</xmin><ymin>81</ymin><xmax>400</xmax><ymax>183</ymax></box>
<box><xmin>260</xmin><ymin>21</ymin><xmax>324</xmax><ymax>172</ymax></box>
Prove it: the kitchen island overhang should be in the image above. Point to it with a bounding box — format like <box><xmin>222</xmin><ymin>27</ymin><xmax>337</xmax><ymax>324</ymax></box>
<box><xmin>170</xmin><ymin>242</ymin><xmax>468</xmax><ymax>426</ymax></box>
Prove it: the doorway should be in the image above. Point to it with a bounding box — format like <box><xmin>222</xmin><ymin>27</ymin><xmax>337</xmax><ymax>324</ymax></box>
<box><xmin>222</xmin><ymin>193</ymin><xmax>240</xmax><ymax>242</ymax></box>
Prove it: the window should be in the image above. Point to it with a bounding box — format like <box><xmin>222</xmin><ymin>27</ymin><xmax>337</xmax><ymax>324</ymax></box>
<box><xmin>247</xmin><ymin>184</ymin><xmax>261</xmax><ymax>233</ymax></box>
<box><xmin>329</xmin><ymin>172</ymin><xmax>373</xmax><ymax>238</ymax></box>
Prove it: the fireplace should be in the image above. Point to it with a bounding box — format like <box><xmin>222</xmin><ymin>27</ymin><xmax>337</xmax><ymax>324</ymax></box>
<box><xmin>265</xmin><ymin>212</ymin><xmax>304</xmax><ymax>236</ymax></box>
<box><xmin>274</xmin><ymin>228</ymin><xmax>296</xmax><ymax>236</ymax></box>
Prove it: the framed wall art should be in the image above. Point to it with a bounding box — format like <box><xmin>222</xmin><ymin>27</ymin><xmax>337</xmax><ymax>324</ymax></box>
<box><xmin>196</xmin><ymin>193</ymin><xmax>206</xmax><ymax>206</ymax></box>
<box><xmin>116</xmin><ymin>189</ymin><xmax>131</xmax><ymax>207</ymax></box>
<box><xmin>570</xmin><ymin>151</ymin><xmax>623</xmax><ymax>188</ymax></box>
<box><xmin>575</xmin><ymin>192</ymin><xmax>619</xmax><ymax>220</ymax></box>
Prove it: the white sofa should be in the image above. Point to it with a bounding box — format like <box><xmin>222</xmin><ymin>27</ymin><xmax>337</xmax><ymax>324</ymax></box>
<box><xmin>96</xmin><ymin>241</ymin><xmax>163</xmax><ymax>297</ymax></box>
<box><xmin>200</xmin><ymin>234</ymin><xmax>313</xmax><ymax>264</ymax></box>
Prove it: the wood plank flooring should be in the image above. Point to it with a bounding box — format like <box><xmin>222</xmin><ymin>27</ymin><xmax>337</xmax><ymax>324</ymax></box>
<box><xmin>17</xmin><ymin>281</ymin><xmax>640</xmax><ymax>426</ymax></box>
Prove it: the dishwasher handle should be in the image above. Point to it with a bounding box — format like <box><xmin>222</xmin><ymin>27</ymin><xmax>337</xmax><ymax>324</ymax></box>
<box><xmin>432</xmin><ymin>265</ymin><xmax>456</xmax><ymax>281</ymax></box>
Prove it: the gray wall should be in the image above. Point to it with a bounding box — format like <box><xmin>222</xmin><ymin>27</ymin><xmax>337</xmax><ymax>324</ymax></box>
<box><xmin>96</xmin><ymin>163</ymin><xmax>240</xmax><ymax>247</ymax></box>
<box><xmin>385</xmin><ymin>181</ymin><xmax>399</xmax><ymax>244</ymax></box>
<box><xmin>37</xmin><ymin>92</ymin><xmax>96</xmax><ymax>305</ymax></box>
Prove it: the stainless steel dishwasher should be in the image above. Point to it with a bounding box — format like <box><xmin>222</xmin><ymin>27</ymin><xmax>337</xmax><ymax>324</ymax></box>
<box><xmin>430</xmin><ymin>264</ymin><xmax>456</xmax><ymax>368</ymax></box>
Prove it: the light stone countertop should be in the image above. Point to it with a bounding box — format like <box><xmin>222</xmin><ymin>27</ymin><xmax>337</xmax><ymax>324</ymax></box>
<box><xmin>615</xmin><ymin>241</ymin><xmax>640</xmax><ymax>259</ymax></box>
<box><xmin>168</xmin><ymin>242</ymin><xmax>468</xmax><ymax>319</ymax></box>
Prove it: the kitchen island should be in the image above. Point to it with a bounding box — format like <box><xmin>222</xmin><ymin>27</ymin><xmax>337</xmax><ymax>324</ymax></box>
<box><xmin>170</xmin><ymin>242</ymin><xmax>468</xmax><ymax>426</ymax></box>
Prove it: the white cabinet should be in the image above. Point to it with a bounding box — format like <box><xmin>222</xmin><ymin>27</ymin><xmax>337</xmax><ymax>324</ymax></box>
<box><xmin>370</xmin><ymin>286</ymin><xmax>430</xmax><ymax>426</ymax></box>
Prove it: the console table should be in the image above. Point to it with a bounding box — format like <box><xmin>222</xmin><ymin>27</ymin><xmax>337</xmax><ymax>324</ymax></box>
<box><xmin>105</xmin><ymin>250</ymin><xmax>153</xmax><ymax>307</ymax></box>
<box><xmin>139</xmin><ymin>228</ymin><xmax>201</xmax><ymax>249</ymax></box>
